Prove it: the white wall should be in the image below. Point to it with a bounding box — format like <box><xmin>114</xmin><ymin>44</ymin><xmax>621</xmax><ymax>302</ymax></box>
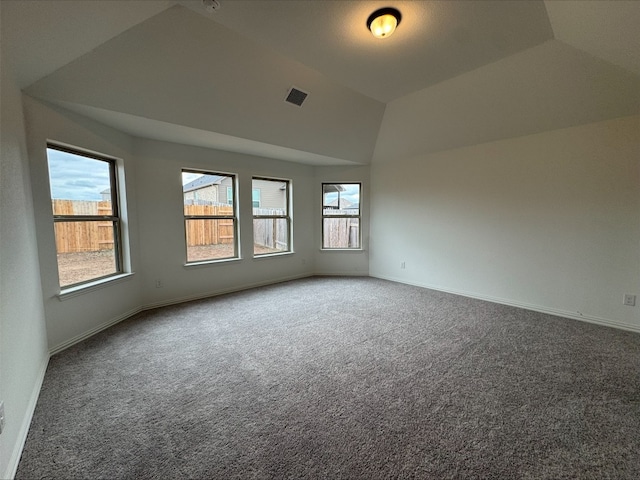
<box><xmin>24</xmin><ymin>97</ymin><xmax>142</xmax><ymax>353</ymax></box>
<box><xmin>0</xmin><ymin>53</ymin><xmax>49</xmax><ymax>479</ymax></box>
<box><xmin>134</xmin><ymin>138</ymin><xmax>317</xmax><ymax>307</ymax></box>
<box><xmin>314</xmin><ymin>166</ymin><xmax>370</xmax><ymax>276</ymax></box>
<box><xmin>23</xmin><ymin>96</ymin><xmax>372</xmax><ymax>354</ymax></box>
<box><xmin>370</xmin><ymin>115</ymin><xmax>640</xmax><ymax>331</ymax></box>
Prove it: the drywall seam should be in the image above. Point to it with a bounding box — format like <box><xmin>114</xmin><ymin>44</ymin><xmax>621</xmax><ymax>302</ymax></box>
<box><xmin>4</xmin><ymin>356</ymin><xmax>49</xmax><ymax>480</ymax></box>
<box><xmin>371</xmin><ymin>274</ymin><xmax>640</xmax><ymax>334</ymax></box>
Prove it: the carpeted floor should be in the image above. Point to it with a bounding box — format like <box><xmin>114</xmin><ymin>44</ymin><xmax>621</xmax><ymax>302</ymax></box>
<box><xmin>16</xmin><ymin>277</ymin><xmax>640</xmax><ymax>479</ymax></box>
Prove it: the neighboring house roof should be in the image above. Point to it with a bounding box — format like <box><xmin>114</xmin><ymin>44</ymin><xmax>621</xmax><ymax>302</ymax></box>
<box><xmin>323</xmin><ymin>184</ymin><xmax>346</xmax><ymax>194</ymax></box>
<box><xmin>100</xmin><ymin>188</ymin><xmax>110</xmax><ymax>194</ymax></box>
<box><xmin>183</xmin><ymin>175</ymin><xmax>224</xmax><ymax>193</ymax></box>
<box><xmin>325</xmin><ymin>198</ymin><xmax>354</xmax><ymax>209</ymax></box>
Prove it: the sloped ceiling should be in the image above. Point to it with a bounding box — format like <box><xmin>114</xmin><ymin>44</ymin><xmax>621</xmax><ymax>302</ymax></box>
<box><xmin>179</xmin><ymin>0</ymin><xmax>554</xmax><ymax>103</ymax></box>
<box><xmin>544</xmin><ymin>0</ymin><xmax>640</xmax><ymax>76</ymax></box>
<box><xmin>373</xmin><ymin>40</ymin><xmax>640</xmax><ymax>162</ymax></box>
<box><xmin>1</xmin><ymin>0</ymin><xmax>175</xmax><ymax>88</ymax></box>
<box><xmin>25</xmin><ymin>5</ymin><xmax>384</xmax><ymax>165</ymax></box>
<box><xmin>3</xmin><ymin>0</ymin><xmax>640</xmax><ymax>165</ymax></box>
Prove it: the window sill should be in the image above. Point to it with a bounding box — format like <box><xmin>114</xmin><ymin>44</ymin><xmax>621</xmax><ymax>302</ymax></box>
<box><xmin>58</xmin><ymin>273</ymin><xmax>135</xmax><ymax>301</ymax></box>
<box><xmin>319</xmin><ymin>248</ymin><xmax>365</xmax><ymax>253</ymax></box>
<box><xmin>184</xmin><ymin>257</ymin><xmax>241</xmax><ymax>268</ymax></box>
<box><xmin>253</xmin><ymin>251</ymin><xmax>294</xmax><ymax>260</ymax></box>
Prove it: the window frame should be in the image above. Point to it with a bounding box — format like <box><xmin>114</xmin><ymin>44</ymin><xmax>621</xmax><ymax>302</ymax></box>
<box><xmin>321</xmin><ymin>182</ymin><xmax>362</xmax><ymax>250</ymax></box>
<box><xmin>47</xmin><ymin>143</ymin><xmax>124</xmax><ymax>289</ymax></box>
<box><xmin>182</xmin><ymin>169</ymin><xmax>239</xmax><ymax>264</ymax></box>
<box><xmin>252</xmin><ymin>177</ymin><xmax>291</xmax><ymax>256</ymax></box>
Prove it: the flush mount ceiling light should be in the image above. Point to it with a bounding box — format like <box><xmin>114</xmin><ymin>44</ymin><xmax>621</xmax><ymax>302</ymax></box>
<box><xmin>367</xmin><ymin>7</ymin><xmax>401</xmax><ymax>39</ymax></box>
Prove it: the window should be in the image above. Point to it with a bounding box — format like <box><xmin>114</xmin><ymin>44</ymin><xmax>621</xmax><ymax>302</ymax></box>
<box><xmin>183</xmin><ymin>170</ymin><xmax>238</xmax><ymax>263</ymax></box>
<box><xmin>252</xmin><ymin>188</ymin><xmax>261</xmax><ymax>208</ymax></box>
<box><xmin>46</xmin><ymin>145</ymin><xmax>123</xmax><ymax>288</ymax></box>
<box><xmin>252</xmin><ymin>178</ymin><xmax>290</xmax><ymax>255</ymax></box>
<box><xmin>322</xmin><ymin>183</ymin><xmax>361</xmax><ymax>249</ymax></box>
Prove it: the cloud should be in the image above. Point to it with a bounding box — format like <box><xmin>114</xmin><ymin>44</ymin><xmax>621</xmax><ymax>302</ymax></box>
<box><xmin>182</xmin><ymin>172</ymin><xmax>203</xmax><ymax>185</ymax></box>
<box><xmin>323</xmin><ymin>183</ymin><xmax>361</xmax><ymax>204</ymax></box>
<box><xmin>47</xmin><ymin>148</ymin><xmax>111</xmax><ymax>200</ymax></box>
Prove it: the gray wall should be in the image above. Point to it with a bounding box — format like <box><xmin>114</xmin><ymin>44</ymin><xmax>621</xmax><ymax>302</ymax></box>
<box><xmin>0</xmin><ymin>48</ymin><xmax>49</xmax><ymax>479</ymax></box>
<box><xmin>370</xmin><ymin>114</ymin><xmax>640</xmax><ymax>331</ymax></box>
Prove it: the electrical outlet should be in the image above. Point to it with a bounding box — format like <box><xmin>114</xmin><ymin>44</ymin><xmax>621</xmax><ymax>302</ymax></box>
<box><xmin>155</xmin><ymin>280</ymin><xmax>163</xmax><ymax>289</ymax></box>
<box><xmin>0</xmin><ymin>401</ymin><xmax>5</xmax><ymax>435</ymax></box>
<box><xmin>623</xmin><ymin>294</ymin><xmax>636</xmax><ymax>306</ymax></box>
<box><xmin>400</xmin><ymin>262</ymin><xmax>406</xmax><ymax>269</ymax></box>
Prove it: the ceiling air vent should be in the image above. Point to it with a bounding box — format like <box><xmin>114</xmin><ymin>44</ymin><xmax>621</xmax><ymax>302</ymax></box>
<box><xmin>284</xmin><ymin>87</ymin><xmax>309</xmax><ymax>107</ymax></box>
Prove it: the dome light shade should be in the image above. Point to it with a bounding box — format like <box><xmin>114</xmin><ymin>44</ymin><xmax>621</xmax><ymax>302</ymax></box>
<box><xmin>367</xmin><ymin>7</ymin><xmax>402</xmax><ymax>39</ymax></box>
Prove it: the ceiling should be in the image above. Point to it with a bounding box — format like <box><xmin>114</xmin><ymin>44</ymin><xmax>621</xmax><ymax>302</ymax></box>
<box><xmin>178</xmin><ymin>0</ymin><xmax>554</xmax><ymax>103</ymax></box>
<box><xmin>2</xmin><ymin>0</ymin><xmax>639</xmax><ymax>164</ymax></box>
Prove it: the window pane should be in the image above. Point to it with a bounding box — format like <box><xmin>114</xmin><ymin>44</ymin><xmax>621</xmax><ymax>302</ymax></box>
<box><xmin>252</xmin><ymin>179</ymin><xmax>286</xmax><ymax>212</ymax></box>
<box><xmin>253</xmin><ymin>218</ymin><xmax>289</xmax><ymax>254</ymax></box>
<box><xmin>323</xmin><ymin>218</ymin><xmax>360</xmax><ymax>249</ymax></box>
<box><xmin>47</xmin><ymin>147</ymin><xmax>114</xmax><ymax>215</ymax></box>
<box><xmin>252</xmin><ymin>189</ymin><xmax>261</xmax><ymax>209</ymax></box>
<box><xmin>322</xmin><ymin>183</ymin><xmax>360</xmax><ymax>215</ymax></box>
<box><xmin>183</xmin><ymin>172</ymin><xmax>231</xmax><ymax>210</ymax></box>
<box><xmin>185</xmin><ymin>219</ymin><xmax>236</xmax><ymax>262</ymax></box>
<box><xmin>54</xmin><ymin>220</ymin><xmax>118</xmax><ymax>287</ymax></box>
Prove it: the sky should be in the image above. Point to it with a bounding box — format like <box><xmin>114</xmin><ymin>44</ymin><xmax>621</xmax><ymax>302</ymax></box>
<box><xmin>47</xmin><ymin>148</ymin><xmax>112</xmax><ymax>200</ymax></box>
<box><xmin>47</xmin><ymin>150</ymin><xmax>359</xmax><ymax>205</ymax></box>
<box><xmin>323</xmin><ymin>183</ymin><xmax>360</xmax><ymax>205</ymax></box>
<box><xmin>47</xmin><ymin>150</ymin><xmax>206</xmax><ymax>200</ymax></box>
<box><xmin>182</xmin><ymin>172</ymin><xmax>202</xmax><ymax>185</ymax></box>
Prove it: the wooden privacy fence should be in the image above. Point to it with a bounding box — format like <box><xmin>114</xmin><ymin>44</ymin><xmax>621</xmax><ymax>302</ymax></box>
<box><xmin>253</xmin><ymin>208</ymin><xmax>288</xmax><ymax>251</ymax></box>
<box><xmin>53</xmin><ymin>201</ymin><xmax>236</xmax><ymax>253</ymax></box>
<box><xmin>323</xmin><ymin>217</ymin><xmax>359</xmax><ymax>248</ymax></box>
<box><xmin>53</xmin><ymin>200</ymin><xmax>114</xmax><ymax>253</ymax></box>
<box><xmin>53</xmin><ymin>201</ymin><xmax>357</xmax><ymax>253</ymax></box>
<box><xmin>184</xmin><ymin>204</ymin><xmax>234</xmax><ymax>246</ymax></box>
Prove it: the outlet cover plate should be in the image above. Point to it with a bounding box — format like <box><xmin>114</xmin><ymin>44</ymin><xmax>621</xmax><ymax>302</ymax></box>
<box><xmin>623</xmin><ymin>294</ymin><xmax>636</xmax><ymax>306</ymax></box>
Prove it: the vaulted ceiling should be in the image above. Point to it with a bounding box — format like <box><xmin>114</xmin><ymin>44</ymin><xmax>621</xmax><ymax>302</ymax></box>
<box><xmin>2</xmin><ymin>0</ymin><xmax>639</xmax><ymax>165</ymax></box>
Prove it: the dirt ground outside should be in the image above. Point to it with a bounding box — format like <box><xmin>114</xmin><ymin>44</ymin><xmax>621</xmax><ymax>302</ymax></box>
<box><xmin>57</xmin><ymin>244</ymin><xmax>284</xmax><ymax>287</ymax></box>
<box><xmin>57</xmin><ymin>250</ymin><xmax>117</xmax><ymax>287</ymax></box>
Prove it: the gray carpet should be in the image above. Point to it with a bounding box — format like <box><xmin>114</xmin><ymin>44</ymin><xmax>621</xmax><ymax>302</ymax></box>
<box><xmin>16</xmin><ymin>277</ymin><xmax>640</xmax><ymax>479</ymax></box>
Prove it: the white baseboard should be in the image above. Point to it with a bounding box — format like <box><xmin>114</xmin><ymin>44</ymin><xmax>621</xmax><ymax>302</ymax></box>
<box><xmin>370</xmin><ymin>273</ymin><xmax>640</xmax><ymax>334</ymax></box>
<box><xmin>141</xmin><ymin>272</ymin><xmax>314</xmax><ymax>310</ymax></box>
<box><xmin>49</xmin><ymin>273</ymin><xmax>315</xmax><ymax>355</ymax></box>
<box><xmin>314</xmin><ymin>272</ymin><xmax>370</xmax><ymax>277</ymax></box>
<box><xmin>4</xmin><ymin>356</ymin><xmax>49</xmax><ymax>480</ymax></box>
<box><xmin>49</xmin><ymin>306</ymin><xmax>143</xmax><ymax>355</ymax></box>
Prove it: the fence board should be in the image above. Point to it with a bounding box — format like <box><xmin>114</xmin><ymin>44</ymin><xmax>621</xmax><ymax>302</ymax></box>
<box><xmin>323</xmin><ymin>217</ymin><xmax>359</xmax><ymax>248</ymax></box>
<box><xmin>253</xmin><ymin>208</ymin><xmax>288</xmax><ymax>251</ymax></box>
<box><xmin>52</xmin><ymin>200</ymin><xmax>357</xmax><ymax>253</ymax></box>
<box><xmin>184</xmin><ymin>205</ymin><xmax>234</xmax><ymax>246</ymax></box>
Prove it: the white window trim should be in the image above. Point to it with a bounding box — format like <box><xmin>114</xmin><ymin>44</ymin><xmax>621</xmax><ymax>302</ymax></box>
<box><xmin>182</xmin><ymin>169</ymin><xmax>239</xmax><ymax>263</ymax></box>
<box><xmin>252</xmin><ymin>177</ymin><xmax>291</xmax><ymax>256</ymax></box>
<box><xmin>321</xmin><ymin>182</ymin><xmax>362</xmax><ymax>250</ymax></box>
